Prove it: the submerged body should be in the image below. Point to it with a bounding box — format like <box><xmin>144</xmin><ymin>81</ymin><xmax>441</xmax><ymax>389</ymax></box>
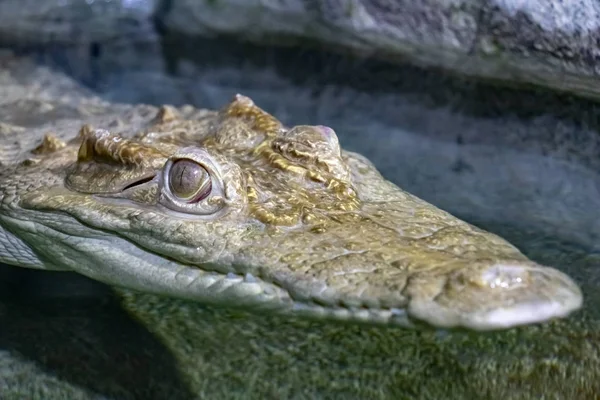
<box><xmin>0</xmin><ymin>94</ymin><xmax>582</xmax><ymax>330</ymax></box>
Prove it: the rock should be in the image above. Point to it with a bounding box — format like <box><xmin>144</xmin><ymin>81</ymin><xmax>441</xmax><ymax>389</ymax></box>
<box><xmin>2</xmin><ymin>0</ymin><xmax>599</xmax><ymax>100</ymax></box>
<box><xmin>161</xmin><ymin>0</ymin><xmax>600</xmax><ymax>100</ymax></box>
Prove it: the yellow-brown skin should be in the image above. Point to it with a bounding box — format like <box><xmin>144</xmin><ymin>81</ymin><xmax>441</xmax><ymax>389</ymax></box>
<box><xmin>0</xmin><ymin>95</ymin><xmax>582</xmax><ymax>330</ymax></box>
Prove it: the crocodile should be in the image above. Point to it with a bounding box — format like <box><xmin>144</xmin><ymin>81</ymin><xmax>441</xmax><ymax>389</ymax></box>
<box><xmin>0</xmin><ymin>92</ymin><xmax>583</xmax><ymax>331</ymax></box>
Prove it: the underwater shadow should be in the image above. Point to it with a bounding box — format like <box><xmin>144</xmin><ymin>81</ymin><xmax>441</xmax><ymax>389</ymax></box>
<box><xmin>0</xmin><ymin>264</ymin><xmax>194</xmax><ymax>400</ymax></box>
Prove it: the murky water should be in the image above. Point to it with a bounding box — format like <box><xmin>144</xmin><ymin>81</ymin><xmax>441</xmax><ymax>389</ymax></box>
<box><xmin>1</xmin><ymin>39</ymin><xmax>599</xmax><ymax>399</ymax></box>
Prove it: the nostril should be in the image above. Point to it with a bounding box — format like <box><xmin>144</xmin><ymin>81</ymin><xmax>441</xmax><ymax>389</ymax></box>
<box><xmin>316</xmin><ymin>125</ymin><xmax>339</xmax><ymax>146</ymax></box>
<box><xmin>479</xmin><ymin>263</ymin><xmax>530</xmax><ymax>289</ymax></box>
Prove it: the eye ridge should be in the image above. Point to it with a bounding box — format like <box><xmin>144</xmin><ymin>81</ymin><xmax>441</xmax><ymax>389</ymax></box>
<box><xmin>168</xmin><ymin>159</ymin><xmax>212</xmax><ymax>203</ymax></box>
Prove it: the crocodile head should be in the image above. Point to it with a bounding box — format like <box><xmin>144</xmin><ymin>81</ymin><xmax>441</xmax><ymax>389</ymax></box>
<box><xmin>0</xmin><ymin>95</ymin><xmax>582</xmax><ymax>330</ymax></box>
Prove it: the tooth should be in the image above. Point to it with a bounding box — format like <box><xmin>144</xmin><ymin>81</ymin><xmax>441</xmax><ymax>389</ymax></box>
<box><xmin>351</xmin><ymin>308</ymin><xmax>371</xmax><ymax>321</ymax></box>
<box><xmin>331</xmin><ymin>308</ymin><xmax>350</xmax><ymax>320</ymax></box>
<box><xmin>390</xmin><ymin>308</ymin><xmax>412</xmax><ymax>326</ymax></box>
<box><xmin>391</xmin><ymin>308</ymin><xmax>406</xmax><ymax>316</ymax></box>
<box><xmin>262</xmin><ymin>286</ymin><xmax>275</xmax><ymax>296</ymax></box>
<box><xmin>292</xmin><ymin>303</ymin><xmax>311</xmax><ymax>311</ymax></box>
<box><xmin>367</xmin><ymin>310</ymin><xmax>391</xmax><ymax>324</ymax></box>
<box><xmin>226</xmin><ymin>272</ymin><xmax>238</xmax><ymax>280</ymax></box>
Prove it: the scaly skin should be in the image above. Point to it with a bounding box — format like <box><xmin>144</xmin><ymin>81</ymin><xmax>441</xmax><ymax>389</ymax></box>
<box><xmin>0</xmin><ymin>94</ymin><xmax>582</xmax><ymax>330</ymax></box>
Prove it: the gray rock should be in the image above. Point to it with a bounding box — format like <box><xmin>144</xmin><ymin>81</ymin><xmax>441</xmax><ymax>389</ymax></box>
<box><xmin>1</xmin><ymin>0</ymin><xmax>598</xmax><ymax>99</ymax></box>
<box><xmin>162</xmin><ymin>0</ymin><xmax>600</xmax><ymax>100</ymax></box>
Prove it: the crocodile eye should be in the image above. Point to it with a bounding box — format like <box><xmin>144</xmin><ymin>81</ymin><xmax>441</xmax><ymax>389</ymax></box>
<box><xmin>168</xmin><ymin>159</ymin><xmax>212</xmax><ymax>202</ymax></box>
<box><xmin>159</xmin><ymin>147</ymin><xmax>232</xmax><ymax>216</ymax></box>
